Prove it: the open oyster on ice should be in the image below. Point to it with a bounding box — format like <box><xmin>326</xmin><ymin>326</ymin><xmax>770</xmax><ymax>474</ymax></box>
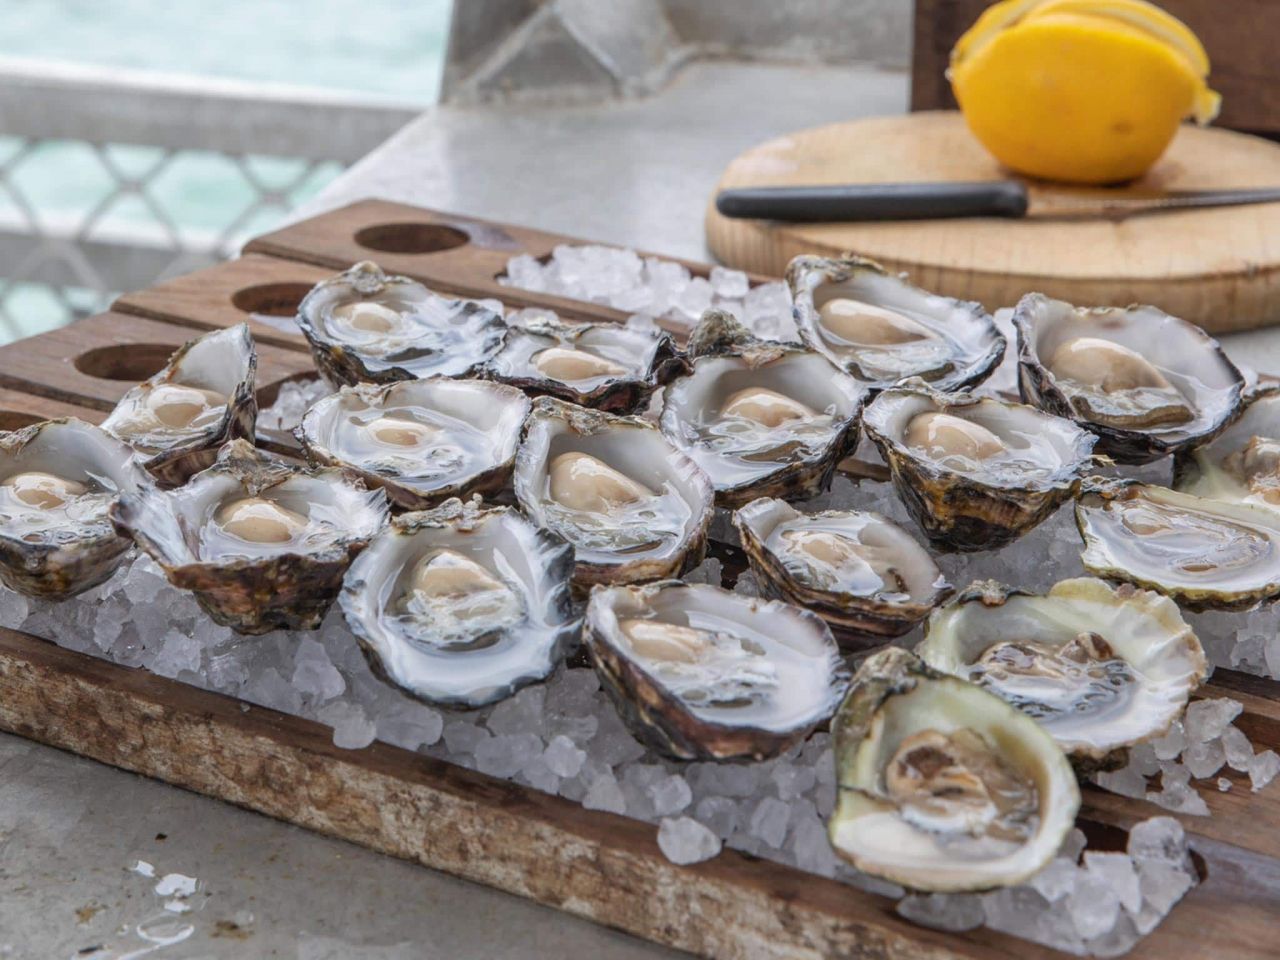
<box><xmin>1175</xmin><ymin>387</ymin><xmax>1280</xmax><ymax>510</ymax></box>
<box><xmin>296</xmin><ymin>261</ymin><xmax>507</xmax><ymax>386</ymax></box>
<box><xmin>787</xmin><ymin>255</ymin><xmax>1003</xmax><ymax>391</ymax></box>
<box><xmin>341</xmin><ymin>497</ymin><xmax>576</xmax><ymax>708</ymax></box>
<box><xmin>733</xmin><ymin>497</ymin><xmax>951</xmax><ymax>644</ymax></box>
<box><xmin>829</xmin><ymin>648</ymin><xmax>1079</xmax><ymax>891</ymax></box>
<box><xmin>659</xmin><ymin>310</ymin><xmax>867</xmax><ymax>506</ymax></box>
<box><xmin>514</xmin><ymin>397</ymin><xmax>713</xmax><ymax>589</ymax></box>
<box><xmin>1075</xmin><ymin>478</ymin><xmax>1280</xmax><ymax>610</ymax></box>
<box><xmin>584</xmin><ymin>580</ymin><xmax>849</xmax><ymax>761</ymax></box>
<box><xmin>297</xmin><ymin>378</ymin><xmax>529</xmax><ymax>510</ymax></box>
<box><xmin>861</xmin><ymin>383</ymin><xmax>1095</xmax><ymax>551</ymax></box>
<box><xmin>0</xmin><ymin>419</ymin><xmax>146</xmax><ymax>599</ymax></box>
<box><xmin>112</xmin><ymin>440</ymin><xmax>388</xmax><ymax>634</ymax></box>
<box><xmin>917</xmin><ymin>579</ymin><xmax>1206</xmax><ymax>763</ymax></box>
<box><xmin>483</xmin><ymin>312</ymin><xmax>684</xmax><ymax>412</ymax></box>
<box><xmin>1014</xmin><ymin>294</ymin><xmax>1243</xmax><ymax>463</ymax></box>
<box><xmin>102</xmin><ymin>324</ymin><xmax>256</xmax><ymax>485</ymax></box>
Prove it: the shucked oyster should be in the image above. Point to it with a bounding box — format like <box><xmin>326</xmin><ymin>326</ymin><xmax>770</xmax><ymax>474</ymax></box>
<box><xmin>513</xmin><ymin>397</ymin><xmax>713</xmax><ymax>589</ymax></box>
<box><xmin>584</xmin><ymin>580</ymin><xmax>849</xmax><ymax>761</ymax></box>
<box><xmin>297</xmin><ymin>378</ymin><xmax>530</xmax><ymax>510</ymax></box>
<box><xmin>734</xmin><ymin>497</ymin><xmax>951</xmax><ymax>645</ymax></box>
<box><xmin>483</xmin><ymin>312</ymin><xmax>684</xmax><ymax>412</ymax></box>
<box><xmin>112</xmin><ymin>440</ymin><xmax>388</xmax><ymax>634</ymax></box>
<box><xmin>829</xmin><ymin>648</ymin><xmax>1079</xmax><ymax>891</ymax></box>
<box><xmin>1075</xmin><ymin>478</ymin><xmax>1280</xmax><ymax>611</ymax></box>
<box><xmin>0</xmin><ymin>419</ymin><xmax>145</xmax><ymax>599</ymax></box>
<box><xmin>787</xmin><ymin>255</ymin><xmax>1003</xmax><ymax>391</ymax></box>
<box><xmin>296</xmin><ymin>261</ymin><xmax>507</xmax><ymax>386</ymax></box>
<box><xmin>341</xmin><ymin>497</ymin><xmax>576</xmax><ymax>708</ymax></box>
<box><xmin>102</xmin><ymin>324</ymin><xmax>255</xmax><ymax>485</ymax></box>
<box><xmin>918</xmin><ymin>579</ymin><xmax>1206</xmax><ymax>763</ymax></box>
<box><xmin>1175</xmin><ymin>388</ymin><xmax>1280</xmax><ymax>510</ymax></box>
<box><xmin>1015</xmin><ymin>294</ymin><xmax>1243</xmax><ymax>463</ymax></box>
<box><xmin>659</xmin><ymin>310</ymin><xmax>867</xmax><ymax>506</ymax></box>
<box><xmin>862</xmin><ymin>383</ymin><xmax>1095</xmax><ymax>551</ymax></box>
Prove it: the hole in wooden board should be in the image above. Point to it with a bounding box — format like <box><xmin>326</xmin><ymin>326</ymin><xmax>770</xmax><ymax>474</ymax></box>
<box><xmin>0</xmin><ymin>411</ymin><xmax>43</xmax><ymax>431</ymax></box>
<box><xmin>230</xmin><ymin>282</ymin><xmax>315</xmax><ymax>317</ymax></box>
<box><xmin>74</xmin><ymin>344</ymin><xmax>175</xmax><ymax>382</ymax></box>
<box><xmin>354</xmin><ymin>222</ymin><xmax>469</xmax><ymax>255</ymax></box>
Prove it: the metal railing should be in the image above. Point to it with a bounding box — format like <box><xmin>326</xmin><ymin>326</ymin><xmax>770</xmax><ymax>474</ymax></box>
<box><xmin>0</xmin><ymin>56</ymin><xmax>422</xmax><ymax>339</ymax></box>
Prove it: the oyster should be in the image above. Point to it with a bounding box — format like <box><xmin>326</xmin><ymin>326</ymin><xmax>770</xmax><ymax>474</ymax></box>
<box><xmin>584</xmin><ymin>580</ymin><xmax>849</xmax><ymax>761</ymax></box>
<box><xmin>296</xmin><ymin>261</ymin><xmax>507</xmax><ymax>386</ymax></box>
<box><xmin>1014</xmin><ymin>294</ymin><xmax>1243</xmax><ymax>463</ymax></box>
<box><xmin>513</xmin><ymin>397</ymin><xmax>713</xmax><ymax>589</ymax></box>
<box><xmin>340</xmin><ymin>497</ymin><xmax>576</xmax><ymax>708</ymax></box>
<box><xmin>101</xmin><ymin>324</ymin><xmax>256</xmax><ymax>485</ymax></box>
<box><xmin>787</xmin><ymin>255</ymin><xmax>1003</xmax><ymax>391</ymax></box>
<box><xmin>917</xmin><ymin>579</ymin><xmax>1206</xmax><ymax>763</ymax></box>
<box><xmin>861</xmin><ymin>383</ymin><xmax>1096</xmax><ymax>551</ymax></box>
<box><xmin>829</xmin><ymin>648</ymin><xmax>1079</xmax><ymax>891</ymax></box>
<box><xmin>483</xmin><ymin>312</ymin><xmax>684</xmax><ymax>412</ymax></box>
<box><xmin>297</xmin><ymin>378</ymin><xmax>530</xmax><ymax>510</ymax></box>
<box><xmin>1075</xmin><ymin>478</ymin><xmax>1280</xmax><ymax>611</ymax></box>
<box><xmin>734</xmin><ymin>497</ymin><xmax>951</xmax><ymax>644</ymax></box>
<box><xmin>1175</xmin><ymin>387</ymin><xmax>1280</xmax><ymax>510</ymax></box>
<box><xmin>111</xmin><ymin>440</ymin><xmax>388</xmax><ymax>634</ymax></box>
<box><xmin>0</xmin><ymin>419</ymin><xmax>145</xmax><ymax>599</ymax></box>
<box><xmin>659</xmin><ymin>310</ymin><xmax>867</xmax><ymax>506</ymax></box>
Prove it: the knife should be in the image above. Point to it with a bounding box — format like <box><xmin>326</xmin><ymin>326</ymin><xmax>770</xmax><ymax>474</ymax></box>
<box><xmin>714</xmin><ymin>181</ymin><xmax>1280</xmax><ymax>222</ymax></box>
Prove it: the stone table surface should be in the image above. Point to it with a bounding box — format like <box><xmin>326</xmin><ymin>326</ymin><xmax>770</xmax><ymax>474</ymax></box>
<box><xmin>0</xmin><ymin>59</ymin><xmax>911</xmax><ymax>960</ymax></box>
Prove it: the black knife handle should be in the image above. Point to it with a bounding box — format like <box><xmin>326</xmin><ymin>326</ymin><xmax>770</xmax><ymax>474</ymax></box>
<box><xmin>715</xmin><ymin>181</ymin><xmax>1029</xmax><ymax>222</ymax></box>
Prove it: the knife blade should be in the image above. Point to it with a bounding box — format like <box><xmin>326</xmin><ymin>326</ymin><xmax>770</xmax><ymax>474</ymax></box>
<box><xmin>713</xmin><ymin>182</ymin><xmax>1280</xmax><ymax>223</ymax></box>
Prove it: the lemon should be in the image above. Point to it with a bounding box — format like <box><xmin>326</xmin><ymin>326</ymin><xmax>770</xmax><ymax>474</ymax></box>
<box><xmin>949</xmin><ymin>0</ymin><xmax>1221</xmax><ymax>184</ymax></box>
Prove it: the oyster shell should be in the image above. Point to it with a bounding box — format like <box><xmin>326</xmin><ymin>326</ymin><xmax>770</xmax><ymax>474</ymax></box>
<box><xmin>296</xmin><ymin>261</ymin><xmax>507</xmax><ymax>386</ymax></box>
<box><xmin>340</xmin><ymin>497</ymin><xmax>576</xmax><ymax>708</ymax></box>
<box><xmin>111</xmin><ymin>440</ymin><xmax>388</xmax><ymax>634</ymax></box>
<box><xmin>861</xmin><ymin>383</ymin><xmax>1096</xmax><ymax>551</ymax></box>
<box><xmin>101</xmin><ymin>324</ymin><xmax>256</xmax><ymax>485</ymax></box>
<box><xmin>917</xmin><ymin>579</ymin><xmax>1206</xmax><ymax>763</ymax></box>
<box><xmin>483</xmin><ymin>312</ymin><xmax>684</xmax><ymax>412</ymax></box>
<box><xmin>1014</xmin><ymin>294</ymin><xmax>1243</xmax><ymax>463</ymax></box>
<box><xmin>0</xmin><ymin>419</ymin><xmax>145</xmax><ymax>599</ymax></box>
<box><xmin>829</xmin><ymin>647</ymin><xmax>1079</xmax><ymax>891</ymax></box>
<box><xmin>787</xmin><ymin>255</ymin><xmax>1004</xmax><ymax>391</ymax></box>
<box><xmin>1075</xmin><ymin>478</ymin><xmax>1280</xmax><ymax>611</ymax></box>
<box><xmin>733</xmin><ymin>496</ymin><xmax>951</xmax><ymax>645</ymax></box>
<box><xmin>1175</xmin><ymin>387</ymin><xmax>1280</xmax><ymax>510</ymax></box>
<box><xmin>297</xmin><ymin>378</ymin><xmax>530</xmax><ymax>510</ymax></box>
<box><xmin>513</xmin><ymin>397</ymin><xmax>713</xmax><ymax>589</ymax></box>
<box><xmin>659</xmin><ymin>310</ymin><xmax>867</xmax><ymax>506</ymax></box>
<box><xmin>584</xmin><ymin>580</ymin><xmax>849</xmax><ymax>761</ymax></box>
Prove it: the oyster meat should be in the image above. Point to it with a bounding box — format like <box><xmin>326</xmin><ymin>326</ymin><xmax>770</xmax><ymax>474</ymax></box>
<box><xmin>1075</xmin><ymin>478</ymin><xmax>1280</xmax><ymax>611</ymax></box>
<box><xmin>787</xmin><ymin>255</ymin><xmax>1004</xmax><ymax>391</ymax></box>
<box><xmin>514</xmin><ymin>397</ymin><xmax>713</xmax><ymax>589</ymax></box>
<box><xmin>829</xmin><ymin>648</ymin><xmax>1079</xmax><ymax>891</ymax></box>
<box><xmin>584</xmin><ymin>580</ymin><xmax>849</xmax><ymax>761</ymax></box>
<box><xmin>296</xmin><ymin>261</ymin><xmax>507</xmax><ymax>386</ymax></box>
<box><xmin>918</xmin><ymin>579</ymin><xmax>1206</xmax><ymax>763</ymax></box>
<box><xmin>1014</xmin><ymin>294</ymin><xmax>1243</xmax><ymax>463</ymax></box>
<box><xmin>861</xmin><ymin>382</ymin><xmax>1096</xmax><ymax>551</ymax></box>
<box><xmin>0</xmin><ymin>419</ymin><xmax>146</xmax><ymax>599</ymax></box>
<box><xmin>101</xmin><ymin>324</ymin><xmax>256</xmax><ymax>485</ymax></box>
<box><xmin>484</xmin><ymin>312</ymin><xmax>684</xmax><ymax>412</ymax></box>
<box><xmin>112</xmin><ymin>439</ymin><xmax>388</xmax><ymax>634</ymax></box>
<box><xmin>1175</xmin><ymin>388</ymin><xmax>1280</xmax><ymax>510</ymax></box>
<box><xmin>734</xmin><ymin>496</ymin><xmax>951</xmax><ymax>644</ymax></box>
<box><xmin>297</xmin><ymin>378</ymin><xmax>530</xmax><ymax>510</ymax></box>
<box><xmin>340</xmin><ymin>497</ymin><xmax>576</xmax><ymax>707</ymax></box>
<box><xmin>660</xmin><ymin>311</ymin><xmax>867</xmax><ymax>506</ymax></box>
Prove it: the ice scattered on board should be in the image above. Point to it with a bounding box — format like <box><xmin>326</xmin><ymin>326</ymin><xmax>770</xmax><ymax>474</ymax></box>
<box><xmin>153</xmin><ymin>873</ymin><xmax>198</xmax><ymax>898</ymax></box>
<box><xmin>657</xmin><ymin>816</ymin><xmax>722</xmax><ymax>865</ymax></box>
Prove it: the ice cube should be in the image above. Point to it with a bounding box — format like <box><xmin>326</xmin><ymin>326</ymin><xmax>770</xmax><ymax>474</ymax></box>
<box><xmin>1182</xmin><ymin>738</ymin><xmax>1226</xmax><ymax>779</ymax></box>
<box><xmin>1029</xmin><ymin>857</ymin><xmax>1077</xmax><ymax>902</ymax></box>
<box><xmin>709</xmin><ymin>266</ymin><xmax>750</xmax><ymax>300</ymax></box>
<box><xmin>771</xmin><ymin>761</ymin><xmax>818</xmax><ymax>801</ymax></box>
<box><xmin>648</xmin><ymin>773</ymin><xmax>693</xmax><ymax>817</ymax></box>
<box><xmin>542</xmin><ymin>734</ymin><xmax>587</xmax><ymax>778</ymax></box>
<box><xmin>1221</xmin><ymin>724</ymin><xmax>1255</xmax><ymax>771</ymax></box>
<box><xmin>442</xmin><ymin>719</ymin><xmax>489</xmax><ymax>755</ymax></box>
<box><xmin>318</xmin><ymin>701</ymin><xmax>377</xmax><ymax>750</ymax></box>
<box><xmin>582</xmin><ymin>773</ymin><xmax>627</xmax><ymax>814</ymax></box>
<box><xmin>1084</xmin><ymin>851</ymin><xmax>1142</xmax><ymax>913</ymax></box>
<box><xmin>694</xmin><ymin>796</ymin><xmax>740</xmax><ymax>839</ymax></box>
<box><xmin>1150</xmin><ymin>721</ymin><xmax>1185</xmax><ymax>761</ymax></box>
<box><xmin>657</xmin><ymin>817</ymin><xmax>721</xmax><ymax>865</ymax></box>
<box><xmin>486</xmin><ymin>685</ymin><xmax>546</xmax><ymax>736</ymax></box>
<box><xmin>474</xmin><ymin>732</ymin><xmax>542</xmax><ymax>779</ymax></box>
<box><xmin>1137</xmin><ymin>860</ymin><xmax>1195</xmax><ymax>915</ymax></box>
<box><xmin>1249</xmin><ymin>749</ymin><xmax>1280</xmax><ymax>791</ymax></box>
<box><xmin>375</xmin><ymin>701</ymin><xmax>443</xmax><ymax>751</ymax></box>
<box><xmin>291</xmin><ymin>637</ymin><xmax>345</xmax><ymax>702</ymax></box>
<box><xmin>747</xmin><ymin>796</ymin><xmax>791</xmax><ymax>849</ymax></box>
<box><xmin>896</xmin><ymin>893</ymin><xmax>984</xmax><ymax>932</ymax></box>
<box><xmin>1127</xmin><ymin>816</ymin><xmax>1190</xmax><ymax>868</ymax></box>
<box><xmin>1182</xmin><ymin>697</ymin><xmax>1243</xmax><ymax>743</ymax></box>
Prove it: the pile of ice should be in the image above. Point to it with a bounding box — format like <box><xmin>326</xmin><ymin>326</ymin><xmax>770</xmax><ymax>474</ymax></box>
<box><xmin>501</xmin><ymin>245</ymin><xmax>797</xmax><ymax>341</ymax></box>
<box><xmin>257</xmin><ymin>377</ymin><xmax>333</xmax><ymax>440</ymax></box>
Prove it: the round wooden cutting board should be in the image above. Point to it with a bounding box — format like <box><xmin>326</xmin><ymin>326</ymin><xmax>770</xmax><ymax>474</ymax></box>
<box><xmin>706</xmin><ymin>111</ymin><xmax>1280</xmax><ymax>335</ymax></box>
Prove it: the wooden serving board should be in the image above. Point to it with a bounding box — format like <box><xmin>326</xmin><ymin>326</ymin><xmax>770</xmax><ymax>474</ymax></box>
<box><xmin>705</xmin><ymin>111</ymin><xmax>1280</xmax><ymax>334</ymax></box>
<box><xmin>1</xmin><ymin>201</ymin><xmax>1280</xmax><ymax>958</ymax></box>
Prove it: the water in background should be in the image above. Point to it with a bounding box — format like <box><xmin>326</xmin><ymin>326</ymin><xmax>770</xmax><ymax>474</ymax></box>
<box><xmin>0</xmin><ymin>0</ymin><xmax>453</xmax><ymax>340</ymax></box>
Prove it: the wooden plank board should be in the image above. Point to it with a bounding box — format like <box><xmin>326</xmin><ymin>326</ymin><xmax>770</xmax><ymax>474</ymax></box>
<box><xmin>704</xmin><ymin>112</ymin><xmax>1280</xmax><ymax>334</ymax></box>
<box><xmin>0</xmin><ymin>387</ymin><xmax>104</xmax><ymax>428</ymax></box>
